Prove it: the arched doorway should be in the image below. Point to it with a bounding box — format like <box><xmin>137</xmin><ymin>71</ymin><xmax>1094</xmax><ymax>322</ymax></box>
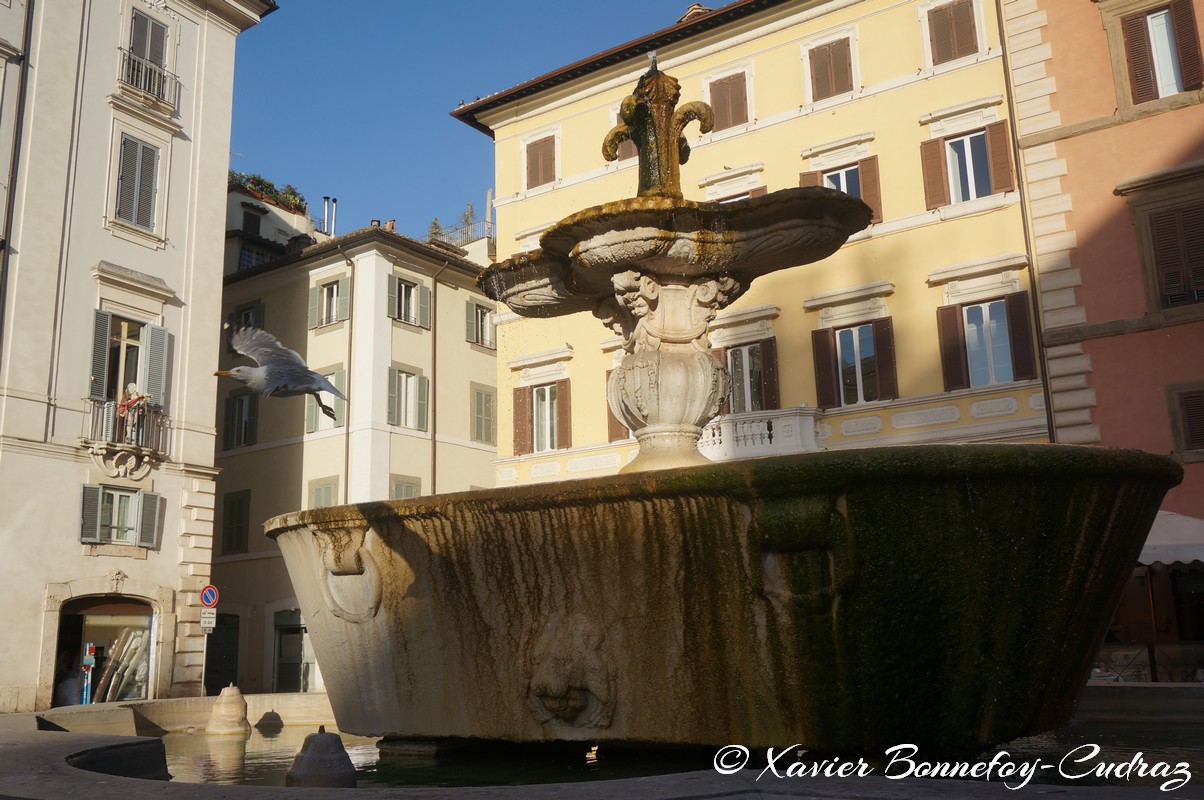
<box><xmin>54</xmin><ymin>596</ymin><xmax>154</xmax><ymax>705</ymax></box>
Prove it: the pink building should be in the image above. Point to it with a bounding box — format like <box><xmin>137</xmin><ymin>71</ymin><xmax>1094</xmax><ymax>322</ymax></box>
<box><xmin>1003</xmin><ymin>0</ymin><xmax>1204</xmax><ymax>679</ymax></box>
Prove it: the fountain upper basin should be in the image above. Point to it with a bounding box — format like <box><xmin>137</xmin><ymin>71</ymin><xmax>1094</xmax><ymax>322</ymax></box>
<box><xmin>267</xmin><ymin>444</ymin><xmax>1181</xmax><ymax>755</ymax></box>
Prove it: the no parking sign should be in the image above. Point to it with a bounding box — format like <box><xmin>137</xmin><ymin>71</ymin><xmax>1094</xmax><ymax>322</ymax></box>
<box><xmin>200</xmin><ymin>584</ymin><xmax>219</xmax><ymax>607</ymax></box>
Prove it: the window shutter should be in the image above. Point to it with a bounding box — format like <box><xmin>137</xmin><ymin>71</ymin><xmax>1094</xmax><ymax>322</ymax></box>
<box><xmin>759</xmin><ymin>337</ymin><xmax>780</xmax><ymax>410</ymax></box>
<box><xmin>223</xmin><ymin>395</ymin><xmax>235</xmax><ymax>449</ymax></box>
<box><xmin>834</xmin><ymin>37</ymin><xmax>853</xmax><ymax>95</ymax></box>
<box><xmin>748</xmin><ymin>186</ymin><xmax>768</xmax><ymax>198</ymax></box>
<box><xmin>1172</xmin><ymin>0</ymin><xmax>1204</xmax><ymax>90</ymax></box>
<box><xmin>466</xmin><ymin>302</ymin><xmax>478</xmax><ymax>343</ymax></box>
<box><xmin>984</xmin><ymin>120</ymin><xmax>1015</xmax><ymax>194</ymax></box>
<box><xmin>1122</xmin><ymin>11</ymin><xmax>1159</xmax><ymax>104</ymax></box>
<box><xmin>90</xmin><ymin>310</ymin><xmax>111</xmax><ymax>401</ymax></box>
<box><xmin>929</xmin><ymin>3</ymin><xmax>955</xmax><ymax>65</ymax></box>
<box><xmin>1181</xmin><ymin>390</ymin><xmax>1204</xmax><ymax>450</ymax></box>
<box><xmin>337</xmin><ymin>277</ymin><xmax>351</xmax><ymax>321</ymax></box>
<box><xmin>246</xmin><ymin>393</ymin><xmax>258</xmax><ymax>446</ymax></box>
<box><xmin>80</xmin><ymin>485</ymin><xmax>102</xmax><ymax>544</ymax></box>
<box><xmin>810</xmin><ymin>42</ymin><xmax>835</xmax><ymax>101</ymax></box>
<box><xmin>1004</xmin><ymin>292</ymin><xmax>1037</xmax><ymax>381</ymax></box>
<box><xmin>799</xmin><ymin>170</ymin><xmax>822</xmax><ymax>188</ymax></box>
<box><xmin>526</xmin><ymin>136</ymin><xmax>555</xmax><ymax>189</ymax></box>
<box><xmin>116</xmin><ymin>136</ymin><xmax>139</xmax><ymax>224</ymax></box>
<box><xmin>386</xmin><ymin>368</ymin><xmax>399</xmax><ymax>426</ymax></box>
<box><xmin>130</xmin><ymin>12</ymin><xmax>149</xmax><ymax>58</ymax></box>
<box><xmin>136</xmin><ymin>142</ymin><xmax>157</xmax><ymax>230</ymax></box>
<box><xmin>1150</xmin><ymin>207</ymin><xmax>1192</xmax><ymax>307</ymax></box>
<box><xmin>251</xmin><ymin>301</ymin><xmax>265</xmax><ymax>329</ymax></box>
<box><xmin>606</xmin><ymin>370</ymin><xmax>628</xmax><ymax>442</ymax></box>
<box><xmin>416</xmin><ymin>375</ymin><xmax>429</xmax><ymax>432</ymax></box>
<box><xmin>711</xmin><ymin>73</ymin><xmax>748</xmax><ymax>130</ymax></box>
<box><xmin>307</xmin><ymin>287</ymin><xmax>319</xmax><ymax>329</ymax></box>
<box><xmin>811</xmin><ymin>328</ymin><xmax>841</xmax><ymax>409</ymax></box>
<box><xmin>920</xmin><ymin>137</ymin><xmax>950</xmax><ymax>210</ymax></box>
<box><xmin>305</xmin><ymin>395</ymin><xmax>318</xmax><ymax>433</ymax></box>
<box><xmin>857</xmin><ymin>155</ymin><xmax>883</xmax><ymax>223</ymax></box>
<box><xmin>418</xmin><ymin>285</ymin><xmax>431</xmax><ymax>328</ymax></box>
<box><xmin>387</xmin><ymin>275</ymin><xmax>399</xmax><ymax>320</ymax></box>
<box><xmin>333</xmin><ymin>370</ymin><xmax>347</xmax><ymax>427</ymax></box>
<box><xmin>555</xmin><ymin>378</ymin><xmax>572</xmax><ymax>449</ymax></box>
<box><xmin>936</xmin><ymin>304</ymin><xmax>971</xmax><ymax>391</ymax></box>
<box><xmin>871</xmin><ymin>317</ymin><xmax>899</xmax><ymax>400</ymax></box>
<box><xmin>147</xmin><ymin>18</ymin><xmax>167</xmax><ymax>67</ymax></box>
<box><xmin>712</xmin><ymin>348</ymin><xmax>731</xmax><ymax>414</ymax></box>
<box><xmin>513</xmin><ymin>387</ymin><xmax>534</xmax><ymax>456</ymax></box>
<box><xmin>144</xmin><ymin>324</ymin><xmax>168</xmax><ymax>410</ymax></box>
<box><xmin>950</xmin><ymin>0</ymin><xmax>977</xmax><ymax>60</ymax></box>
<box><xmin>137</xmin><ymin>491</ymin><xmax>163</xmax><ymax>549</ymax></box>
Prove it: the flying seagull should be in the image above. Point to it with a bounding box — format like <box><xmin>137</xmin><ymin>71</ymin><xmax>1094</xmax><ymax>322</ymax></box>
<box><xmin>215</xmin><ymin>325</ymin><xmax>346</xmax><ymax>420</ymax></box>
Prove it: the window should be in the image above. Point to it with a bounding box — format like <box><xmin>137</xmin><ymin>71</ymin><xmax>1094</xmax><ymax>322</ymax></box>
<box><xmin>709</xmin><ymin>73</ymin><xmax>749</xmax><ymax>131</ymax></box>
<box><xmin>809</xmin><ymin>38</ymin><xmax>853</xmax><ymax>102</ymax></box>
<box><xmin>121</xmin><ymin>10</ymin><xmax>171</xmax><ymax>101</ymax></box>
<box><xmin>513</xmin><ymin>380</ymin><xmax>571</xmax><ymax>456</ymax></box>
<box><xmin>308</xmin><ymin>277</ymin><xmax>350</xmax><ymax>328</ymax></box>
<box><xmin>238</xmin><ymin>246</ymin><xmax>270</xmax><ymax>270</ymax></box>
<box><xmin>472</xmin><ymin>385</ymin><xmax>496</xmax><ymax>445</ymax></box>
<box><xmin>1177</xmin><ymin>388</ymin><xmax>1204</xmax><ymax>453</ymax></box>
<box><xmin>920</xmin><ymin>121</ymin><xmax>1014</xmax><ymax>209</ymax></box>
<box><xmin>305</xmin><ymin>370</ymin><xmax>346</xmax><ymax>432</ymax></box>
<box><xmin>223</xmin><ymin>390</ymin><xmax>257</xmax><ymax>448</ymax></box>
<box><xmin>936</xmin><ymin>292</ymin><xmax>1037</xmax><ymax>391</ymax></box>
<box><xmin>526</xmin><ymin>135</ymin><xmax>556</xmax><ymax>189</ymax></box>
<box><xmin>222</xmin><ymin>490</ymin><xmax>251</xmax><ymax>555</ymax></box>
<box><xmin>466</xmin><ymin>302</ymin><xmax>495</xmax><ymax>348</ymax></box>
<box><xmin>1116</xmin><ymin>162</ymin><xmax>1204</xmax><ymax>313</ymax></box>
<box><xmin>90</xmin><ymin>311</ymin><xmax>167</xmax><ymax>407</ymax></box>
<box><xmin>812</xmin><ymin>319</ymin><xmax>898</xmax><ymax>409</ymax></box>
<box><xmin>390</xmin><ymin>477</ymin><xmax>420</xmax><ymax>500</ymax></box>
<box><xmin>388</xmin><ymin>275</ymin><xmax>430</xmax><ymax>327</ymax></box>
<box><xmin>308</xmin><ymin>478</ymin><xmax>338</xmax><ymax>509</ymax></box>
<box><xmin>715</xmin><ymin>339</ymin><xmax>780</xmax><ymax>414</ymax></box>
<box><xmin>229</xmin><ymin>301</ymin><xmax>264</xmax><ymax>330</ymax></box>
<box><xmin>115</xmin><ymin>134</ymin><xmax>159</xmax><ymax>231</ymax></box>
<box><xmin>387</xmin><ymin>367</ymin><xmax>428</xmax><ymax>430</ymax></box>
<box><xmin>241</xmin><ymin>210</ymin><xmax>263</xmax><ymax>236</ymax></box>
<box><xmin>800</xmin><ymin>156</ymin><xmax>883</xmax><ymax>222</ymax></box>
<box><xmin>1121</xmin><ymin>1</ymin><xmax>1203</xmax><ymax>104</ymax></box>
<box><xmin>928</xmin><ymin>0</ymin><xmax>979</xmax><ymax>65</ymax></box>
<box><xmin>80</xmin><ymin>485</ymin><xmax>163</xmax><ymax>548</ymax></box>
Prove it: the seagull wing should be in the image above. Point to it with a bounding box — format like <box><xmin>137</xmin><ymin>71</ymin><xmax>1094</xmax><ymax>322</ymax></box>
<box><xmin>229</xmin><ymin>326</ymin><xmax>308</xmax><ymax>370</ymax></box>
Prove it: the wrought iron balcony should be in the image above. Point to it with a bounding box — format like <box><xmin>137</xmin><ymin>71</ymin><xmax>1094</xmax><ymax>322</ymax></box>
<box><xmin>699</xmin><ymin>406</ymin><xmax>822</xmax><ymax>462</ymax></box>
<box><xmin>118</xmin><ymin>48</ymin><xmax>180</xmax><ymax>110</ymax></box>
<box><xmin>81</xmin><ymin>398</ymin><xmax>170</xmax><ymax>479</ymax></box>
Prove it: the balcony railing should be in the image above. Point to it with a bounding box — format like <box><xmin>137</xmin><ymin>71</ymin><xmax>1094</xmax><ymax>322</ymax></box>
<box><xmin>82</xmin><ymin>399</ymin><xmax>170</xmax><ymax>479</ymax></box>
<box><xmin>699</xmin><ymin>406</ymin><xmax>822</xmax><ymax>462</ymax></box>
<box><xmin>118</xmin><ymin>48</ymin><xmax>180</xmax><ymax>110</ymax></box>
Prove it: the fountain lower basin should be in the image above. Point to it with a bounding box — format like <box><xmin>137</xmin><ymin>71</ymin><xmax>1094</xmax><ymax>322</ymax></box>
<box><xmin>266</xmin><ymin>444</ymin><xmax>1181</xmax><ymax>755</ymax></box>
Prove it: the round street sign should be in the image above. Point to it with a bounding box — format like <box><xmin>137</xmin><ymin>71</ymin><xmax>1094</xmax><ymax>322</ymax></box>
<box><xmin>200</xmin><ymin>584</ymin><xmax>219</xmax><ymax>608</ymax></box>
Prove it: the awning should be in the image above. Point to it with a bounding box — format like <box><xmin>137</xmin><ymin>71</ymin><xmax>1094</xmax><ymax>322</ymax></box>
<box><xmin>1139</xmin><ymin>511</ymin><xmax>1204</xmax><ymax>565</ymax></box>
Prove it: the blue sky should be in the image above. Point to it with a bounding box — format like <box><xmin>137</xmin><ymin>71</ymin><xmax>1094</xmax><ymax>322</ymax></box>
<box><xmin>230</xmin><ymin>1</ymin><xmax>698</xmax><ymax>240</ymax></box>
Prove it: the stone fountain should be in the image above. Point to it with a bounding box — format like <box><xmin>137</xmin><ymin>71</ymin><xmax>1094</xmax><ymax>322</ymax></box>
<box><xmin>267</xmin><ymin>65</ymin><xmax>1182</xmax><ymax>757</ymax></box>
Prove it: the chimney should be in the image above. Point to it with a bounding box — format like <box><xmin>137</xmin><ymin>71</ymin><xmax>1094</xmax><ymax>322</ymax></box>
<box><xmin>384</xmin><ymin>219</ymin><xmax>396</xmax><ymax>232</ymax></box>
<box><xmin>330</xmin><ymin>197</ymin><xmax>337</xmax><ymax>236</ymax></box>
<box><xmin>322</xmin><ymin>196</ymin><xmax>330</xmax><ymax>234</ymax></box>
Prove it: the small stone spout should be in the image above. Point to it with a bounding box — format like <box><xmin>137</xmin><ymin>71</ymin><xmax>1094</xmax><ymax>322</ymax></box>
<box><xmin>603</xmin><ymin>61</ymin><xmax>714</xmax><ymax>199</ymax></box>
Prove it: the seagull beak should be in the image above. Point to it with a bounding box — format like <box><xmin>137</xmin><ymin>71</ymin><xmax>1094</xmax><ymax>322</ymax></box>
<box><xmin>214</xmin><ymin>370</ymin><xmax>231</xmax><ymax>377</ymax></box>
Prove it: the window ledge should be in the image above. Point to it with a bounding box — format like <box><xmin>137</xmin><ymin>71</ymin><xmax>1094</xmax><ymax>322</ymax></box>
<box><xmin>82</xmin><ymin>542</ymin><xmax>149</xmax><ymax>559</ymax></box>
<box><xmin>106</xmin><ymin>217</ymin><xmax>166</xmax><ymax>250</ymax></box>
<box><xmin>391</xmin><ymin>317</ymin><xmax>430</xmax><ymax>332</ymax></box>
<box><xmin>106</xmin><ymin>91</ymin><xmax>181</xmax><ymax>135</ymax></box>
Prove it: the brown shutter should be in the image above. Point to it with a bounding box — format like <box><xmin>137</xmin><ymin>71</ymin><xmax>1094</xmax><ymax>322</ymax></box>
<box><xmin>1122</xmin><ymin>11</ymin><xmax>1159</xmax><ymax>104</ymax></box>
<box><xmin>1181</xmin><ymin>390</ymin><xmax>1204</xmax><ymax>450</ymax></box>
<box><xmin>921</xmin><ymin>137</ymin><xmax>949</xmax><ymax>210</ymax></box>
<box><xmin>950</xmin><ymin>0</ymin><xmax>977</xmax><ymax>60</ymax></box>
<box><xmin>748</xmin><ymin>186</ymin><xmax>768</xmax><ymax>198</ymax></box>
<box><xmin>857</xmin><ymin>155</ymin><xmax>883</xmax><ymax>223</ymax></box>
<box><xmin>729</xmin><ymin>73</ymin><xmax>748</xmax><ymax>126</ymax></box>
<box><xmin>832</xmin><ymin>37</ymin><xmax>853</xmax><ymax>95</ymax></box>
<box><xmin>712</xmin><ymin>348</ymin><xmax>731</xmax><ymax>414</ymax></box>
<box><xmin>1004</xmin><ymin>292</ymin><xmax>1037</xmax><ymax>381</ymax></box>
<box><xmin>810</xmin><ymin>42</ymin><xmax>835</xmax><ymax>100</ymax></box>
<box><xmin>526</xmin><ymin>136</ymin><xmax>555</xmax><ymax>189</ymax></box>
<box><xmin>711</xmin><ymin>73</ymin><xmax>748</xmax><ymax>130</ymax></box>
<box><xmin>513</xmin><ymin>387</ymin><xmax>533</xmax><ymax>456</ymax></box>
<box><xmin>799</xmin><ymin>170</ymin><xmax>822</xmax><ymax>188</ymax></box>
<box><xmin>871</xmin><ymin>317</ymin><xmax>898</xmax><ymax>400</ymax></box>
<box><xmin>606</xmin><ymin>370</ymin><xmax>628</xmax><ymax>442</ymax></box>
<box><xmin>811</xmin><ymin>328</ymin><xmax>841</xmax><ymax>409</ymax></box>
<box><xmin>759</xmin><ymin>337</ymin><xmax>780</xmax><ymax>410</ymax></box>
<box><xmin>936</xmin><ymin>304</ymin><xmax>970</xmax><ymax>391</ymax></box>
<box><xmin>1172</xmin><ymin>0</ymin><xmax>1204</xmax><ymax>90</ymax></box>
<box><xmin>929</xmin><ymin>3</ymin><xmax>954</xmax><ymax>65</ymax></box>
<box><xmin>1149</xmin><ymin>204</ymin><xmax>1204</xmax><ymax>307</ymax></box>
<box><xmin>984</xmin><ymin>120</ymin><xmax>1015</xmax><ymax>194</ymax></box>
<box><xmin>555</xmin><ymin>378</ymin><xmax>572</xmax><ymax>450</ymax></box>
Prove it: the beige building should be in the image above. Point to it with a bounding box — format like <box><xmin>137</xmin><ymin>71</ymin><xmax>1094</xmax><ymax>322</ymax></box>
<box><xmin>208</xmin><ymin>201</ymin><xmax>497</xmax><ymax>694</ymax></box>
<box><xmin>453</xmin><ymin>0</ymin><xmax>1049</xmax><ymax>485</ymax></box>
<box><xmin>0</xmin><ymin>0</ymin><xmax>275</xmax><ymax>712</ymax></box>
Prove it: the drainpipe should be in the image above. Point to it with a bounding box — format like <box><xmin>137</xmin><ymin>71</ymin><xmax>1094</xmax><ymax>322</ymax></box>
<box><xmin>336</xmin><ymin>245</ymin><xmax>354</xmax><ymax>504</ymax></box>
<box><xmin>995</xmin><ymin>0</ymin><xmax>1056</xmax><ymax>443</ymax></box>
<box><xmin>0</xmin><ymin>0</ymin><xmax>36</xmax><ymax>373</ymax></box>
<box><xmin>430</xmin><ymin>260</ymin><xmax>449</xmax><ymax>496</ymax></box>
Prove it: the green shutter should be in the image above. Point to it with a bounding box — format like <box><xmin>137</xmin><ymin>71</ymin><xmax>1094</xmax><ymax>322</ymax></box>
<box><xmin>246</xmin><ymin>393</ymin><xmax>258</xmax><ymax>446</ymax></box>
<box><xmin>466</xmin><ymin>302</ymin><xmax>478</xmax><ymax>343</ymax></box>
<box><xmin>387</xmin><ymin>368</ymin><xmax>399</xmax><ymax>426</ymax></box>
<box><xmin>137</xmin><ymin>491</ymin><xmax>162</xmax><ymax>548</ymax></box>
<box><xmin>252</xmin><ymin>301</ymin><xmax>265</xmax><ymax>329</ymax></box>
<box><xmin>308</xmin><ymin>287</ymin><xmax>319</xmax><ymax>329</ymax></box>
<box><xmin>337</xmin><ymin>277</ymin><xmax>351</xmax><ymax>321</ymax></box>
<box><xmin>90</xmin><ymin>310</ymin><xmax>112</xmax><ymax>401</ymax></box>
<box><xmin>387</xmin><ymin>275</ymin><xmax>398</xmax><ymax>320</ymax></box>
<box><xmin>305</xmin><ymin>395</ymin><xmax>317</xmax><ymax>433</ymax></box>
<box><xmin>144</xmin><ymin>324</ymin><xmax>168</xmax><ymax>409</ymax></box>
<box><xmin>333</xmin><ymin>370</ymin><xmax>346</xmax><ymax>427</ymax></box>
<box><xmin>416</xmin><ymin>375</ymin><xmax>429</xmax><ymax>431</ymax></box>
<box><xmin>223</xmin><ymin>395</ymin><xmax>235</xmax><ymax>449</ymax></box>
<box><xmin>136</xmin><ymin>141</ymin><xmax>158</xmax><ymax>230</ymax></box>
<box><xmin>418</xmin><ymin>286</ymin><xmax>431</xmax><ymax>328</ymax></box>
<box><xmin>80</xmin><ymin>485</ymin><xmax>102</xmax><ymax>544</ymax></box>
<box><xmin>115</xmin><ymin>136</ymin><xmax>139</xmax><ymax>224</ymax></box>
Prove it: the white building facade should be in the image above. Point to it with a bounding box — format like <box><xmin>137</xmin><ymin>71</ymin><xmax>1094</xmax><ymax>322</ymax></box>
<box><xmin>0</xmin><ymin>0</ymin><xmax>274</xmax><ymax>712</ymax></box>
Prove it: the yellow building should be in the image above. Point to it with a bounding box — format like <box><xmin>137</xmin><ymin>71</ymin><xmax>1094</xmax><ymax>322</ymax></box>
<box><xmin>453</xmin><ymin>0</ymin><xmax>1049</xmax><ymax>485</ymax></box>
<box><xmin>209</xmin><ymin>196</ymin><xmax>497</xmax><ymax>694</ymax></box>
